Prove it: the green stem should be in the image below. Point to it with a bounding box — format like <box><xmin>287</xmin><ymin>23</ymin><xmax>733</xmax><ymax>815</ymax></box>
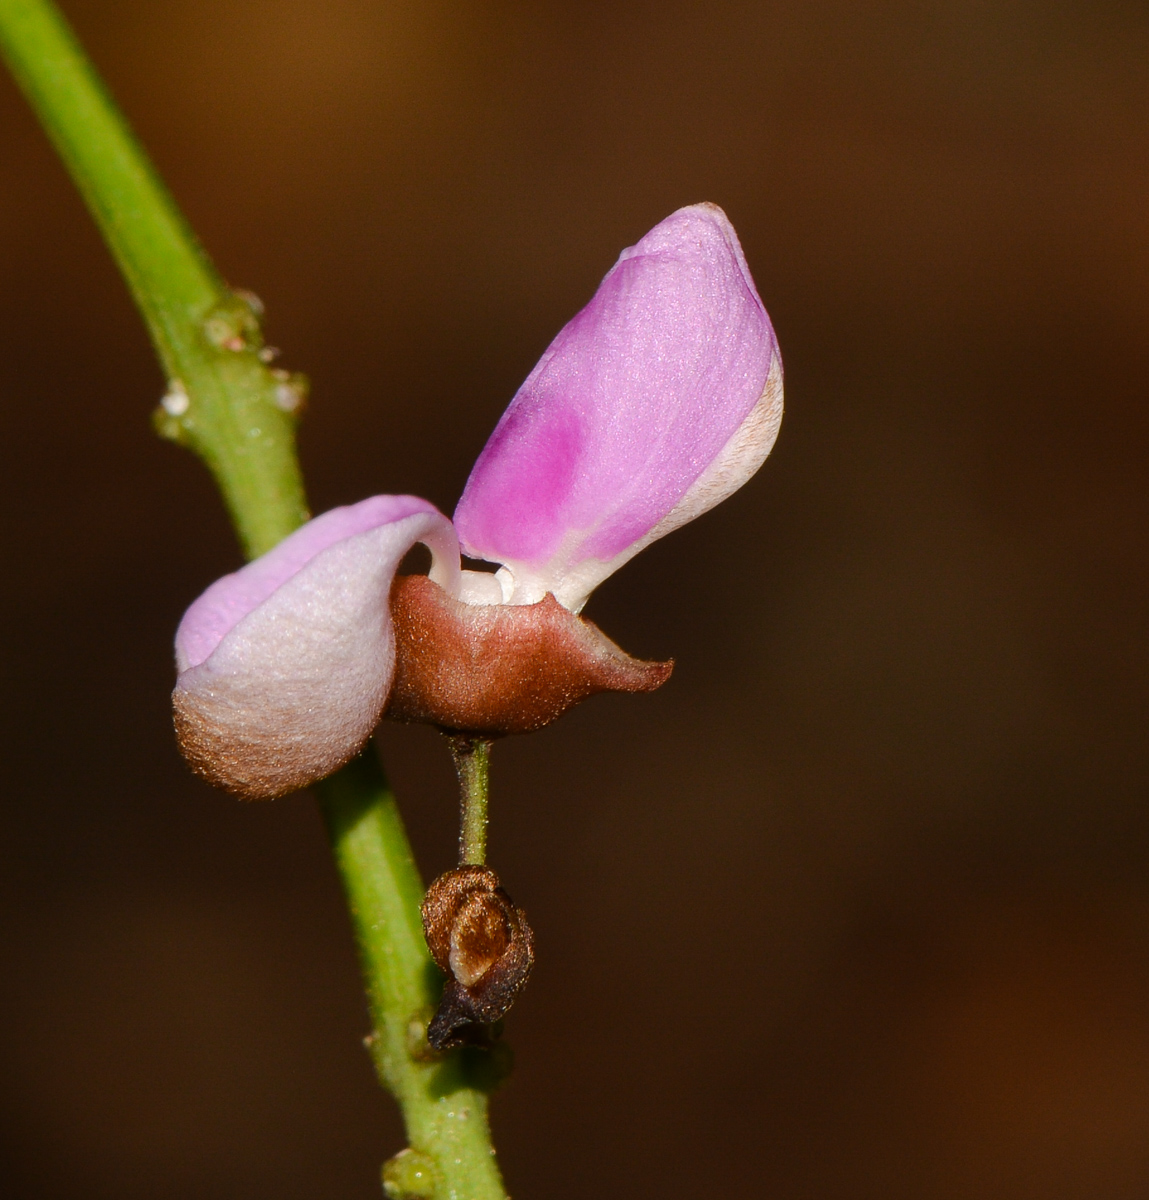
<box><xmin>0</xmin><ymin>2</ymin><xmax>508</xmax><ymax>1195</ymax></box>
<box><xmin>0</xmin><ymin>0</ymin><xmax>306</xmax><ymax>559</ymax></box>
<box><xmin>318</xmin><ymin>752</ymin><xmax>507</xmax><ymax>1200</ymax></box>
<box><xmin>447</xmin><ymin>736</ymin><xmax>493</xmax><ymax>865</ymax></box>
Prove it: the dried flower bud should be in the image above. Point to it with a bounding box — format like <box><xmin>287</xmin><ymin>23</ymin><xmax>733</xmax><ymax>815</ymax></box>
<box><xmin>386</xmin><ymin>574</ymin><xmax>672</xmax><ymax>735</ymax></box>
<box><xmin>422</xmin><ymin>865</ymin><xmax>535</xmax><ymax>1050</ymax></box>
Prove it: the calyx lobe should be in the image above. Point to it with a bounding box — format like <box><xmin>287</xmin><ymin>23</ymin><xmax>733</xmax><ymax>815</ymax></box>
<box><xmin>386</xmin><ymin>574</ymin><xmax>672</xmax><ymax>736</ymax></box>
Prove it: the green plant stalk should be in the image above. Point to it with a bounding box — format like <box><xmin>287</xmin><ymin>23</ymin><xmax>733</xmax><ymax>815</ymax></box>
<box><xmin>0</xmin><ymin>2</ymin><xmax>508</xmax><ymax>1196</ymax></box>
<box><xmin>320</xmin><ymin>754</ymin><xmax>506</xmax><ymax>1199</ymax></box>
<box><xmin>0</xmin><ymin>0</ymin><xmax>306</xmax><ymax>559</ymax></box>
<box><xmin>446</xmin><ymin>736</ymin><xmax>493</xmax><ymax>865</ymax></box>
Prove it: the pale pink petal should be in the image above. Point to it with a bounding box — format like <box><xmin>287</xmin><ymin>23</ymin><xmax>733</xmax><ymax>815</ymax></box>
<box><xmin>173</xmin><ymin>498</ymin><xmax>459</xmax><ymax>798</ymax></box>
<box><xmin>176</xmin><ymin>495</ymin><xmax>459</xmax><ymax>671</ymax></box>
<box><xmin>454</xmin><ymin>203</ymin><xmax>782</xmax><ymax>611</ymax></box>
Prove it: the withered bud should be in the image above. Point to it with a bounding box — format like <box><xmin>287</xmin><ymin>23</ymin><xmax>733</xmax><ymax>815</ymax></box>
<box><xmin>422</xmin><ymin>865</ymin><xmax>535</xmax><ymax>1050</ymax></box>
<box><xmin>386</xmin><ymin>574</ymin><xmax>672</xmax><ymax>736</ymax></box>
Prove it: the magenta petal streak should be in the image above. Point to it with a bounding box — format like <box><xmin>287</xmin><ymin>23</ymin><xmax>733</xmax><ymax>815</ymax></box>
<box><xmin>454</xmin><ymin>203</ymin><xmax>783</xmax><ymax>611</ymax></box>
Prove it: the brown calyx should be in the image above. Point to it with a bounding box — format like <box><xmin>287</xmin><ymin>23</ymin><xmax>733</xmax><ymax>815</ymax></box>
<box><xmin>422</xmin><ymin>865</ymin><xmax>535</xmax><ymax>1050</ymax></box>
<box><xmin>386</xmin><ymin>574</ymin><xmax>673</xmax><ymax>736</ymax></box>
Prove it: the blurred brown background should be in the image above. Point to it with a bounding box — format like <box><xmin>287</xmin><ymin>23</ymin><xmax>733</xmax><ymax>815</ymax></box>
<box><xmin>1</xmin><ymin>1</ymin><xmax>1148</xmax><ymax>1196</ymax></box>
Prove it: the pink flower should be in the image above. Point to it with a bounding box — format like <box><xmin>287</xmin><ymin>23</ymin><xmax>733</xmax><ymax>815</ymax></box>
<box><xmin>173</xmin><ymin>204</ymin><xmax>783</xmax><ymax>798</ymax></box>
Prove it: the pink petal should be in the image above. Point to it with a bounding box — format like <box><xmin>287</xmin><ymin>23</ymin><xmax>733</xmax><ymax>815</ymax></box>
<box><xmin>176</xmin><ymin>495</ymin><xmax>456</xmax><ymax>670</ymax></box>
<box><xmin>453</xmin><ymin>203</ymin><xmax>782</xmax><ymax>611</ymax></box>
<box><xmin>173</xmin><ymin>497</ymin><xmax>459</xmax><ymax>798</ymax></box>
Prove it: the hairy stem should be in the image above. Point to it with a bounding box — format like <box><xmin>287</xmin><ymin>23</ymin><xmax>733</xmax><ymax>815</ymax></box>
<box><xmin>0</xmin><ymin>2</ymin><xmax>508</xmax><ymax>1194</ymax></box>
<box><xmin>447</xmin><ymin>736</ymin><xmax>493</xmax><ymax>865</ymax></box>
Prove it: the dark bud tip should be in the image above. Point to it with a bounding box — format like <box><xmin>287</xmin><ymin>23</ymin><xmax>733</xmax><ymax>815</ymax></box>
<box><xmin>422</xmin><ymin>865</ymin><xmax>535</xmax><ymax>1051</ymax></box>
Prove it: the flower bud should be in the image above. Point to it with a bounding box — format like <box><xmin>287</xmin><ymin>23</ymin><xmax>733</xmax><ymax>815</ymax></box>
<box><xmin>421</xmin><ymin>865</ymin><xmax>535</xmax><ymax>1050</ymax></box>
<box><xmin>382</xmin><ymin>1149</ymin><xmax>439</xmax><ymax>1200</ymax></box>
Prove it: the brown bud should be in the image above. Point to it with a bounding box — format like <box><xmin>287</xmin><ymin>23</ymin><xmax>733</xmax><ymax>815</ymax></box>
<box><xmin>422</xmin><ymin>865</ymin><xmax>535</xmax><ymax>1050</ymax></box>
<box><xmin>386</xmin><ymin>574</ymin><xmax>673</xmax><ymax>736</ymax></box>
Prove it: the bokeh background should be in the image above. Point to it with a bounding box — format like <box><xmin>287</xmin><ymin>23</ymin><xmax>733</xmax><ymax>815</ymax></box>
<box><xmin>1</xmin><ymin>1</ymin><xmax>1148</xmax><ymax>1196</ymax></box>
